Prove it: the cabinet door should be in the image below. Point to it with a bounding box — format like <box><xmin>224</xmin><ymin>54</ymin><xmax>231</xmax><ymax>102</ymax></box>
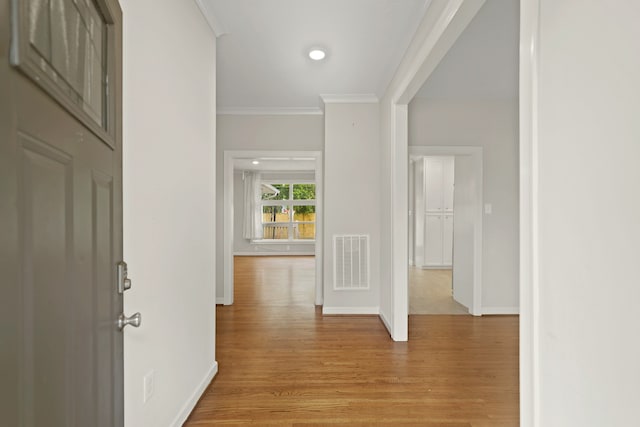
<box><xmin>424</xmin><ymin>214</ymin><xmax>443</xmax><ymax>266</ymax></box>
<box><xmin>443</xmin><ymin>214</ymin><xmax>454</xmax><ymax>265</ymax></box>
<box><xmin>424</xmin><ymin>157</ymin><xmax>443</xmax><ymax>212</ymax></box>
<box><xmin>443</xmin><ymin>157</ymin><xmax>455</xmax><ymax>212</ymax></box>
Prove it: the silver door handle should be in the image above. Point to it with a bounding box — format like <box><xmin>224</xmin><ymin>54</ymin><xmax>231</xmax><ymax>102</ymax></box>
<box><xmin>118</xmin><ymin>312</ymin><xmax>142</xmax><ymax>330</ymax></box>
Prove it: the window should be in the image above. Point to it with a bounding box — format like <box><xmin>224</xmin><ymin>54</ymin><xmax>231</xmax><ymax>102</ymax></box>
<box><xmin>260</xmin><ymin>183</ymin><xmax>315</xmax><ymax>241</ymax></box>
<box><xmin>11</xmin><ymin>0</ymin><xmax>116</xmax><ymax>145</ymax></box>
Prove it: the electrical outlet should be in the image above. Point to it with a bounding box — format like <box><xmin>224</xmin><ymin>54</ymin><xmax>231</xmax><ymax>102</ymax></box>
<box><xmin>143</xmin><ymin>370</ymin><xmax>155</xmax><ymax>403</ymax></box>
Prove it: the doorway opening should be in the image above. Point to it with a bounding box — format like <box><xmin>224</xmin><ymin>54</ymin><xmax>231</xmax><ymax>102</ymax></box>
<box><xmin>222</xmin><ymin>150</ymin><xmax>324</xmax><ymax>306</ymax></box>
<box><xmin>410</xmin><ymin>156</ymin><xmax>460</xmax><ymax>314</ymax></box>
<box><xmin>408</xmin><ymin>148</ymin><xmax>483</xmax><ymax>316</ymax></box>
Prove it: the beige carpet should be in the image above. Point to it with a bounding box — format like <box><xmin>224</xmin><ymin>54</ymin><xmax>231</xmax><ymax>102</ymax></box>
<box><xmin>409</xmin><ymin>267</ymin><xmax>469</xmax><ymax>315</ymax></box>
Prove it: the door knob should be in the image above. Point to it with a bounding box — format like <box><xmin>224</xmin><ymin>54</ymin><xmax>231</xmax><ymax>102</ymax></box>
<box><xmin>118</xmin><ymin>312</ymin><xmax>142</xmax><ymax>330</ymax></box>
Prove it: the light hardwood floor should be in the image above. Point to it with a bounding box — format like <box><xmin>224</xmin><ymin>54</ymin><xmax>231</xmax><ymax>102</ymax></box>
<box><xmin>185</xmin><ymin>256</ymin><xmax>518</xmax><ymax>426</ymax></box>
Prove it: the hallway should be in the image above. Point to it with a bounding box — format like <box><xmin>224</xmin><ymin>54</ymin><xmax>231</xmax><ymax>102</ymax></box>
<box><xmin>185</xmin><ymin>256</ymin><xmax>518</xmax><ymax>426</ymax></box>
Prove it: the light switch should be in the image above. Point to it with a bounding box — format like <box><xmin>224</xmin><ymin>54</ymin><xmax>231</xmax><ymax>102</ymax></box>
<box><xmin>484</xmin><ymin>203</ymin><xmax>492</xmax><ymax>214</ymax></box>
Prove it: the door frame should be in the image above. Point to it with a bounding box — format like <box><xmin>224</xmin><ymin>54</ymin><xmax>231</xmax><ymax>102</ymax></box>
<box><xmin>519</xmin><ymin>0</ymin><xmax>540</xmax><ymax>425</ymax></box>
<box><xmin>223</xmin><ymin>150</ymin><xmax>324</xmax><ymax>306</ymax></box>
<box><xmin>385</xmin><ymin>0</ymin><xmax>485</xmax><ymax>341</ymax></box>
<box><xmin>386</xmin><ymin>0</ymin><xmax>531</xmax><ymax>423</ymax></box>
<box><xmin>409</xmin><ymin>146</ymin><xmax>483</xmax><ymax>316</ymax></box>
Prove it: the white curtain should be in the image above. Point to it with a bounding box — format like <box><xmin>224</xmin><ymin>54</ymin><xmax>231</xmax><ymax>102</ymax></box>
<box><xmin>243</xmin><ymin>172</ymin><xmax>263</xmax><ymax>240</ymax></box>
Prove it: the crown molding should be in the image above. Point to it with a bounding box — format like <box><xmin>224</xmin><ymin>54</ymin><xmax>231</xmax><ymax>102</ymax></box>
<box><xmin>193</xmin><ymin>0</ymin><xmax>226</xmax><ymax>37</ymax></box>
<box><xmin>217</xmin><ymin>107</ymin><xmax>324</xmax><ymax>116</ymax></box>
<box><xmin>319</xmin><ymin>94</ymin><xmax>379</xmax><ymax>104</ymax></box>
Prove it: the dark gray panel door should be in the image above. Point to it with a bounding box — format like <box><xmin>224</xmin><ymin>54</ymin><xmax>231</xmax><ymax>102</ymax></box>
<box><xmin>0</xmin><ymin>0</ymin><xmax>124</xmax><ymax>426</ymax></box>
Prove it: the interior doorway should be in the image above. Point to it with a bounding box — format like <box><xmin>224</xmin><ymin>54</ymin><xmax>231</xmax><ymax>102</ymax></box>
<box><xmin>408</xmin><ymin>147</ymin><xmax>483</xmax><ymax>316</ymax></box>
<box><xmin>410</xmin><ymin>155</ymin><xmax>465</xmax><ymax>314</ymax></box>
<box><xmin>222</xmin><ymin>150</ymin><xmax>324</xmax><ymax>306</ymax></box>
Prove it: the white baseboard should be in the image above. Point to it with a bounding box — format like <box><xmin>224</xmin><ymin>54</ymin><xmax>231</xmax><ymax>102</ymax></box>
<box><xmin>234</xmin><ymin>251</ymin><xmax>314</xmax><ymax>256</ymax></box>
<box><xmin>170</xmin><ymin>361</ymin><xmax>218</xmax><ymax>427</ymax></box>
<box><xmin>322</xmin><ymin>306</ymin><xmax>380</xmax><ymax>315</ymax></box>
<box><xmin>482</xmin><ymin>306</ymin><xmax>520</xmax><ymax>315</ymax></box>
<box><xmin>379</xmin><ymin>311</ymin><xmax>392</xmax><ymax>336</ymax></box>
<box><xmin>420</xmin><ymin>265</ymin><xmax>452</xmax><ymax>270</ymax></box>
<box><xmin>215</xmin><ymin>297</ymin><xmax>225</xmax><ymax>305</ymax></box>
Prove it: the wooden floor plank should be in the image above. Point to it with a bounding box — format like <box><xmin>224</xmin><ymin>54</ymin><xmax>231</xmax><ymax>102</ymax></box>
<box><xmin>184</xmin><ymin>256</ymin><xmax>518</xmax><ymax>426</ymax></box>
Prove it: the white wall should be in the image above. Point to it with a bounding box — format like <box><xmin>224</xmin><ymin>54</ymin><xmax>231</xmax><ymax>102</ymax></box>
<box><xmin>233</xmin><ymin>170</ymin><xmax>316</xmax><ymax>255</ymax></box>
<box><xmin>409</xmin><ymin>98</ymin><xmax>519</xmax><ymax>312</ymax></box>
<box><xmin>323</xmin><ymin>102</ymin><xmax>381</xmax><ymax>313</ymax></box>
<box><xmin>531</xmin><ymin>1</ymin><xmax>640</xmax><ymax>425</ymax></box>
<box><xmin>122</xmin><ymin>1</ymin><xmax>217</xmax><ymax>426</ymax></box>
<box><xmin>378</xmin><ymin>0</ymin><xmax>485</xmax><ymax>341</ymax></box>
<box><xmin>216</xmin><ymin>114</ymin><xmax>323</xmax><ymax>299</ymax></box>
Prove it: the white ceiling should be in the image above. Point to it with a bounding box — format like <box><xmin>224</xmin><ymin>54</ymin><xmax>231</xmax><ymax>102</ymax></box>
<box><xmin>201</xmin><ymin>0</ymin><xmax>429</xmax><ymax>113</ymax></box>
<box><xmin>414</xmin><ymin>0</ymin><xmax>519</xmax><ymax>100</ymax></box>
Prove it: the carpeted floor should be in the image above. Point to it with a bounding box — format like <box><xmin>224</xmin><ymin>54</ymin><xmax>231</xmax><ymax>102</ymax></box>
<box><xmin>409</xmin><ymin>267</ymin><xmax>469</xmax><ymax>315</ymax></box>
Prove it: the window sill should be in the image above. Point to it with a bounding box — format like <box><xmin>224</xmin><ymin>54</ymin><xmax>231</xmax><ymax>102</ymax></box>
<box><xmin>250</xmin><ymin>239</ymin><xmax>316</xmax><ymax>245</ymax></box>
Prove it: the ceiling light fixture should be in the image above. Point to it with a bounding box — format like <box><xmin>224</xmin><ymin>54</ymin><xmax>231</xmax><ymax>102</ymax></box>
<box><xmin>252</xmin><ymin>160</ymin><xmax>260</xmax><ymax>165</ymax></box>
<box><xmin>308</xmin><ymin>48</ymin><xmax>326</xmax><ymax>61</ymax></box>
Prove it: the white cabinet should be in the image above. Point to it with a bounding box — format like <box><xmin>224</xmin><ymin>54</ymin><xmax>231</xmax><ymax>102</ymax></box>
<box><xmin>424</xmin><ymin>159</ymin><xmax>443</xmax><ymax>212</ymax></box>
<box><xmin>421</xmin><ymin>156</ymin><xmax>455</xmax><ymax>268</ymax></box>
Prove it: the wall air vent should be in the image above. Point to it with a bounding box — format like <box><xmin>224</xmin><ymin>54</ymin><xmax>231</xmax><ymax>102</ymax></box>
<box><xmin>333</xmin><ymin>235</ymin><xmax>370</xmax><ymax>290</ymax></box>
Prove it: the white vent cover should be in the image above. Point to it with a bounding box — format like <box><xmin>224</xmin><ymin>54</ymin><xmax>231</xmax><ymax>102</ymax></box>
<box><xmin>333</xmin><ymin>235</ymin><xmax>369</xmax><ymax>290</ymax></box>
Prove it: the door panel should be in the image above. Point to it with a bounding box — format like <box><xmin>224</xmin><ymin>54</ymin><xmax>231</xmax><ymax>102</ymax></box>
<box><xmin>1</xmin><ymin>1</ymin><xmax>124</xmax><ymax>425</ymax></box>
<box><xmin>20</xmin><ymin>135</ymin><xmax>73</xmax><ymax>427</ymax></box>
<box><xmin>452</xmin><ymin>156</ymin><xmax>474</xmax><ymax>310</ymax></box>
<box><xmin>93</xmin><ymin>171</ymin><xmax>116</xmax><ymax>427</ymax></box>
<box><xmin>424</xmin><ymin>214</ymin><xmax>443</xmax><ymax>266</ymax></box>
<box><xmin>413</xmin><ymin>160</ymin><xmax>425</xmax><ymax>266</ymax></box>
<box><xmin>424</xmin><ymin>158</ymin><xmax>443</xmax><ymax>212</ymax></box>
<box><xmin>443</xmin><ymin>214</ymin><xmax>454</xmax><ymax>266</ymax></box>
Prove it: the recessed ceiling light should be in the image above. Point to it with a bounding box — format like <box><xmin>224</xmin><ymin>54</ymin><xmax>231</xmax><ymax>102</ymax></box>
<box><xmin>252</xmin><ymin>160</ymin><xmax>260</xmax><ymax>165</ymax></box>
<box><xmin>308</xmin><ymin>49</ymin><xmax>326</xmax><ymax>61</ymax></box>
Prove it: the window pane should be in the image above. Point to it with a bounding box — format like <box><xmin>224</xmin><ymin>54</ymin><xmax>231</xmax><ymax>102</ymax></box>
<box><xmin>262</xmin><ymin>205</ymin><xmax>289</xmax><ymax>223</ymax></box>
<box><xmin>41</xmin><ymin>0</ymin><xmax>106</xmax><ymax>126</ymax></box>
<box><xmin>261</xmin><ymin>183</ymin><xmax>278</xmax><ymax>200</ymax></box>
<box><xmin>262</xmin><ymin>205</ymin><xmax>290</xmax><ymax>239</ymax></box>
<box><xmin>51</xmin><ymin>0</ymin><xmax>81</xmax><ymax>93</ymax></box>
<box><xmin>82</xmin><ymin>1</ymin><xmax>105</xmax><ymax>124</ymax></box>
<box><xmin>262</xmin><ymin>225</ymin><xmax>289</xmax><ymax>239</ymax></box>
<box><xmin>293</xmin><ymin>184</ymin><xmax>315</xmax><ymax>200</ymax></box>
<box><xmin>29</xmin><ymin>0</ymin><xmax>51</xmax><ymax>58</ymax></box>
<box><xmin>262</xmin><ymin>183</ymin><xmax>289</xmax><ymax>200</ymax></box>
<box><xmin>293</xmin><ymin>206</ymin><xmax>315</xmax><ymax>219</ymax></box>
<box><xmin>293</xmin><ymin>223</ymin><xmax>315</xmax><ymax>240</ymax></box>
<box><xmin>293</xmin><ymin>208</ymin><xmax>315</xmax><ymax>240</ymax></box>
